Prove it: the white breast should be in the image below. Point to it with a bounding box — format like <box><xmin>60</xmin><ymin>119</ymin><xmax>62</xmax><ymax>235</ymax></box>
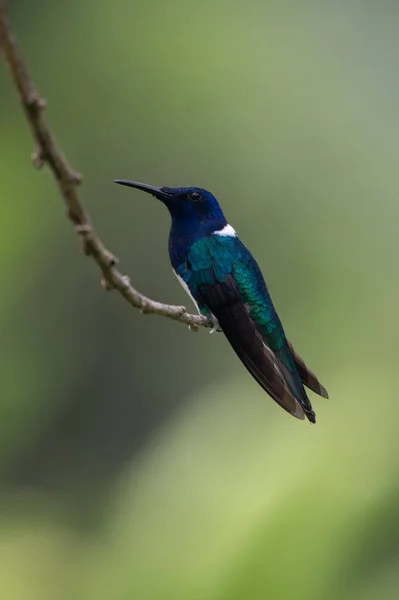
<box><xmin>173</xmin><ymin>270</ymin><xmax>219</xmax><ymax>333</ymax></box>
<box><xmin>173</xmin><ymin>271</ymin><xmax>201</xmax><ymax>314</ymax></box>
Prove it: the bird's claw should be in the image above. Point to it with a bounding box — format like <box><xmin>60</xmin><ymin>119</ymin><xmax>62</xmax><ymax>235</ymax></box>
<box><xmin>209</xmin><ymin>319</ymin><xmax>220</xmax><ymax>334</ymax></box>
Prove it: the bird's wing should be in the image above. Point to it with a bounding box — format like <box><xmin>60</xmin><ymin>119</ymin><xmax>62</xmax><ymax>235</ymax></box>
<box><xmin>199</xmin><ymin>276</ymin><xmax>305</xmax><ymax>420</ymax></box>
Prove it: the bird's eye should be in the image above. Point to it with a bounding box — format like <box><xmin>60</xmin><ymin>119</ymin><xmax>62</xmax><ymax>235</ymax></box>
<box><xmin>189</xmin><ymin>191</ymin><xmax>201</xmax><ymax>202</ymax></box>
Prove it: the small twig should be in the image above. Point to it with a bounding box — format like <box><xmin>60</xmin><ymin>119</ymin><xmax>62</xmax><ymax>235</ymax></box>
<box><xmin>0</xmin><ymin>2</ymin><xmax>211</xmax><ymax>330</ymax></box>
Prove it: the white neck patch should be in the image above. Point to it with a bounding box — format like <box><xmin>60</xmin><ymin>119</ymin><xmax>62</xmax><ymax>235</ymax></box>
<box><xmin>213</xmin><ymin>224</ymin><xmax>237</xmax><ymax>237</ymax></box>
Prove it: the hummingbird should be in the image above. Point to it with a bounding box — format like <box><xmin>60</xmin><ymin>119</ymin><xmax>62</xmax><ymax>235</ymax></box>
<box><xmin>114</xmin><ymin>180</ymin><xmax>328</xmax><ymax>422</ymax></box>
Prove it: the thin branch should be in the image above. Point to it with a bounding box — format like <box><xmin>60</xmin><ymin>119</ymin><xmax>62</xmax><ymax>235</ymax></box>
<box><xmin>0</xmin><ymin>2</ymin><xmax>210</xmax><ymax>331</ymax></box>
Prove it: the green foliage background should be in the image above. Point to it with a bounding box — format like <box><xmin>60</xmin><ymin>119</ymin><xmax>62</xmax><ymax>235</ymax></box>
<box><xmin>1</xmin><ymin>1</ymin><xmax>399</xmax><ymax>599</ymax></box>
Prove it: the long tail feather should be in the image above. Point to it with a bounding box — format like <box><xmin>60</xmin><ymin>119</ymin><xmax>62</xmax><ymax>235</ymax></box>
<box><xmin>288</xmin><ymin>342</ymin><xmax>329</xmax><ymax>399</ymax></box>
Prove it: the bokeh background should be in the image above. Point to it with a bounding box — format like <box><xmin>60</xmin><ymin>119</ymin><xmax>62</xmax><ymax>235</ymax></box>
<box><xmin>1</xmin><ymin>1</ymin><xmax>399</xmax><ymax>599</ymax></box>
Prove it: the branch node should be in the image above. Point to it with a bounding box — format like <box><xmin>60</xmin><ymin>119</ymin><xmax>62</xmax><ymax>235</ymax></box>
<box><xmin>37</xmin><ymin>97</ymin><xmax>47</xmax><ymax>109</ymax></box>
<box><xmin>75</xmin><ymin>224</ymin><xmax>92</xmax><ymax>235</ymax></box>
<box><xmin>31</xmin><ymin>143</ymin><xmax>45</xmax><ymax>168</ymax></box>
<box><xmin>139</xmin><ymin>297</ymin><xmax>156</xmax><ymax>315</ymax></box>
<box><xmin>101</xmin><ymin>277</ymin><xmax>114</xmax><ymax>291</ymax></box>
<box><xmin>122</xmin><ymin>275</ymin><xmax>131</xmax><ymax>289</ymax></box>
<box><xmin>69</xmin><ymin>171</ymin><xmax>83</xmax><ymax>185</ymax></box>
<box><xmin>75</xmin><ymin>223</ymin><xmax>92</xmax><ymax>255</ymax></box>
<box><xmin>27</xmin><ymin>92</ymin><xmax>46</xmax><ymax>111</ymax></box>
<box><xmin>104</xmin><ymin>250</ymin><xmax>118</xmax><ymax>267</ymax></box>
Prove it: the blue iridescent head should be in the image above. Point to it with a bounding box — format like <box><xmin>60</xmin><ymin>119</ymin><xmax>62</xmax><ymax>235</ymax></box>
<box><xmin>114</xmin><ymin>180</ymin><xmax>227</xmax><ymax>234</ymax></box>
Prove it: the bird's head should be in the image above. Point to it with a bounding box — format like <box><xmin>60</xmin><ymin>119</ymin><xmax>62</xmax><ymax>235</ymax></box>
<box><xmin>114</xmin><ymin>180</ymin><xmax>226</xmax><ymax>231</ymax></box>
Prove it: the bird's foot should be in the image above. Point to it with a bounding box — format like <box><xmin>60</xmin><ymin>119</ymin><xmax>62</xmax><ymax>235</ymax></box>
<box><xmin>209</xmin><ymin>317</ymin><xmax>221</xmax><ymax>334</ymax></box>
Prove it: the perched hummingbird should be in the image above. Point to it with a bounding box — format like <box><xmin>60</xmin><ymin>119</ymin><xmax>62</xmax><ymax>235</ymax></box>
<box><xmin>114</xmin><ymin>180</ymin><xmax>328</xmax><ymax>423</ymax></box>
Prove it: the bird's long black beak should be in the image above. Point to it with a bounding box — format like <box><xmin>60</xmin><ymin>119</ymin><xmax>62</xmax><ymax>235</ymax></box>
<box><xmin>113</xmin><ymin>180</ymin><xmax>173</xmax><ymax>201</ymax></box>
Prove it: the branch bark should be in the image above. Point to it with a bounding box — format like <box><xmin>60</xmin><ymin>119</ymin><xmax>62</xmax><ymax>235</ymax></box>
<box><xmin>0</xmin><ymin>2</ymin><xmax>210</xmax><ymax>331</ymax></box>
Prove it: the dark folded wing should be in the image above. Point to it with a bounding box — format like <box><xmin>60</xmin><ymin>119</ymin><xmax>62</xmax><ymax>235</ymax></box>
<box><xmin>288</xmin><ymin>341</ymin><xmax>329</xmax><ymax>399</ymax></box>
<box><xmin>198</xmin><ymin>276</ymin><xmax>305</xmax><ymax>420</ymax></box>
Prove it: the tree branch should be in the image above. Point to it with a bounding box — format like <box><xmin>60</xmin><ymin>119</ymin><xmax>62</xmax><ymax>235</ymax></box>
<box><xmin>0</xmin><ymin>2</ymin><xmax>211</xmax><ymax>331</ymax></box>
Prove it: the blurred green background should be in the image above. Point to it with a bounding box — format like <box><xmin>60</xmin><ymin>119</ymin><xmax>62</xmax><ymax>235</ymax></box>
<box><xmin>1</xmin><ymin>1</ymin><xmax>399</xmax><ymax>598</ymax></box>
